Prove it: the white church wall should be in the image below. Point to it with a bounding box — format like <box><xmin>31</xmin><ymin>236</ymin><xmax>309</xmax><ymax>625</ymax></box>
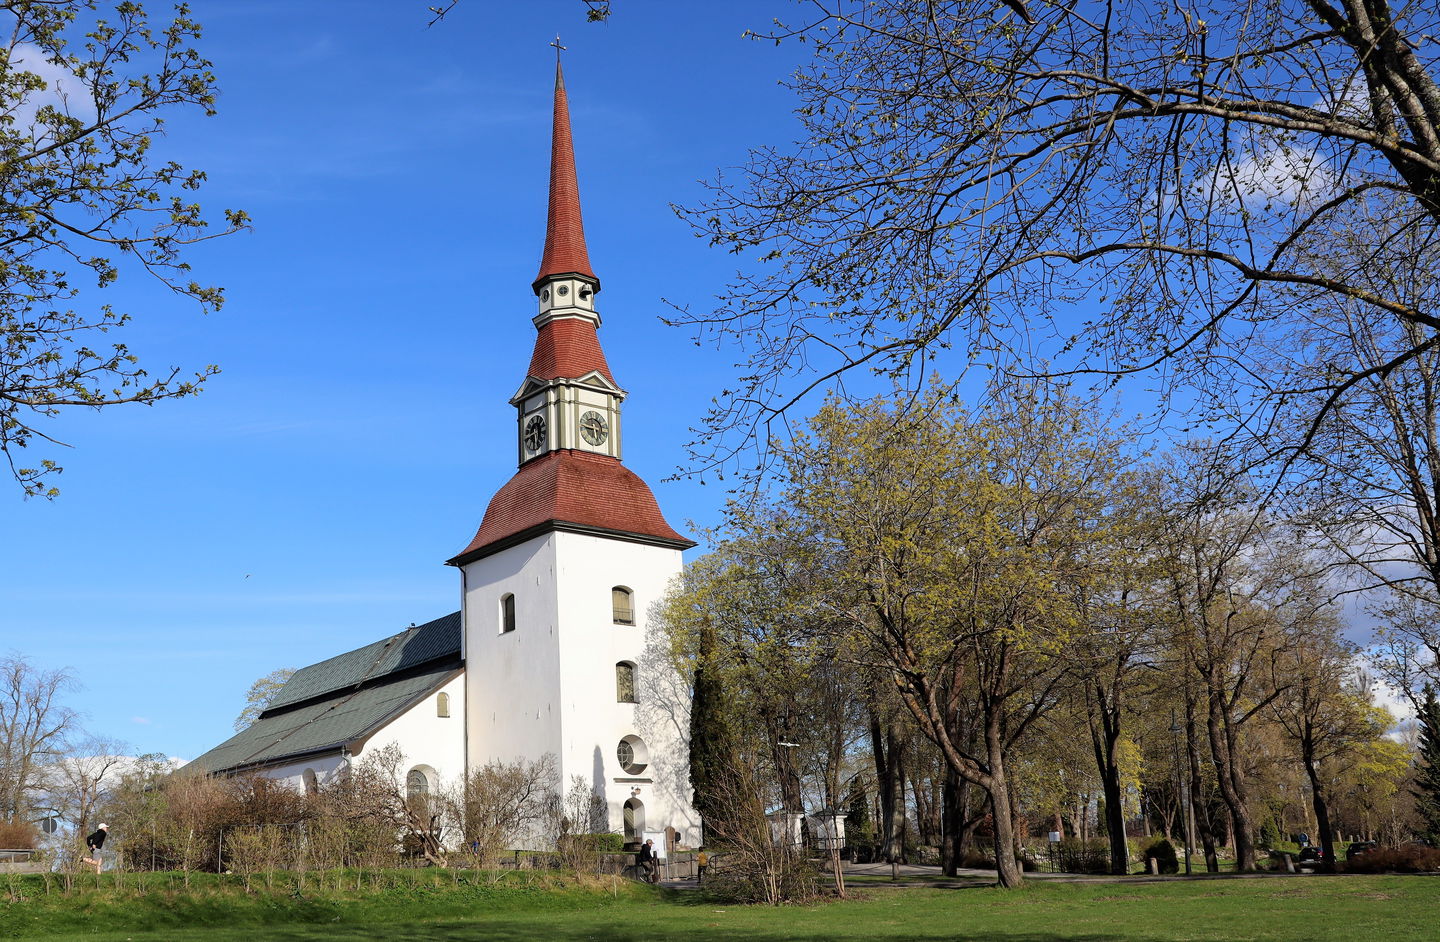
<box><xmin>462</xmin><ymin>534</ymin><xmax>565</xmax><ymax>773</ymax></box>
<box><xmin>351</xmin><ymin>670</ymin><xmax>467</xmax><ymax>793</ymax></box>
<box><xmin>263</xmin><ymin>754</ymin><xmax>348</xmax><ymax>794</ymax></box>
<box><xmin>551</xmin><ymin>531</ymin><xmax>700</xmax><ymax>847</ymax></box>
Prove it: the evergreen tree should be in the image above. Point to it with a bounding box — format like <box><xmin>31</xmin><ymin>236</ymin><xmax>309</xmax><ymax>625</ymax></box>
<box><xmin>1415</xmin><ymin>685</ymin><xmax>1440</xmax><ymax>846</ymax></box>
<box><xmin>688</xmin><ymin>625</ymin><xmax>735</xmax><ymax>837</ymax></box>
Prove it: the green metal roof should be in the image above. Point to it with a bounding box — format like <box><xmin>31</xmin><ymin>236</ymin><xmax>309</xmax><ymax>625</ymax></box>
<box><xmin>186</xmin><ymin>611</ymin><xmax>461</xmax><ymax>775</ymax></box>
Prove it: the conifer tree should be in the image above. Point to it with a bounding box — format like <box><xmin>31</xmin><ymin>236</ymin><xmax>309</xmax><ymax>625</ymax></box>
<box><xmin>1415</xmin><ymin>686</ymin><xmax>1440</xmax><ymax>846</ymax></box>
<box><xmin>687</xmin><ymin>621</ymin><xmax>735</xmax><ymax>838</ymax></box>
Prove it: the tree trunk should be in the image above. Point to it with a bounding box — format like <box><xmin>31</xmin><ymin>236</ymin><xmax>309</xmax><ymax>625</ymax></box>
<box><xmin>1303</xmin><ymin>751</ymin><xmax>1337</xmax><ymax>873</ymax></box>
<box><xmin>1185</xmin><ymin>705</ymin><xmax>1218</xmax><ymax>872</ymax></box>
<box><xmin>941</xmin><ymin>767</ymin><xmax>963</xmax><ymax>876</ymax></box>
<box><xmin>986</xmin><ymin>721</ymin><xmax>1024</xmax><ymax>887</ymax></box>
<box><xmin>1206</xmin><ymin>689</ymin><xmax>1257</xmax><ymax>871</ymax></box>
<box><xmin>869</xmin><ymin>716</ymin><xmax>906</xmax><ymax>863</ymax></box>
<box><xmin>1088</xmin><ymin>686</ymin><xmax>1130</xmax><ymax>875</ymax></box>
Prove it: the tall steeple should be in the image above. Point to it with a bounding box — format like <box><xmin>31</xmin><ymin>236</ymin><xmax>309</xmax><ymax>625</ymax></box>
<box><xmin>534</xmin><ymin>55</ymin><xmax>596</xmax><ymax>290</ymax></box>
<box><xmin>449</xmin><ymin>52</ymin><xmax>690</xmax><ymax>566</ymax></box>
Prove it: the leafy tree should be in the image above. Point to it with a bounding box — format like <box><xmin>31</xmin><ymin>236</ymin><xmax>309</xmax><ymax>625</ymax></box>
<box><xmin>1</xmin><ymin>0</ymin><xmax>247</xmax><ymax>497</ymax></box>
<box><xmin>678</xmin><ymin>0</ymin><xmax>1440</xmax><ymax>481</ymax></box>
<box><xmin>759</xmin><ymin>381</ymin><xmax>1133</xmax><ymax>886</ymax></box>
<box><xmin>1415</xmin><ymin>685</ymin><xmax>1440</xmax><ymax>846</ymax></box>
<box><xmin>233</xmin><ymin>668</ymin><xmax>295</xmax><ymax>732</ymax></box>
<box><xmin>1267</xmin><ymin>628</ymin><xmax>1385</xmax><ymax>871</ymax></box>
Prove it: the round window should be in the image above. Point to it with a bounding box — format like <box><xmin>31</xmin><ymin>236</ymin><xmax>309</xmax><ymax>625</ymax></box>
<box><xmin>557</xmin><ymin>284</ymin><xmax>569</xmax><ymax>297</ymax></box>
<box><xmin>617</xmin><ymin>735</ymin><xmax>649</xmax><ymax>775</ymax></box>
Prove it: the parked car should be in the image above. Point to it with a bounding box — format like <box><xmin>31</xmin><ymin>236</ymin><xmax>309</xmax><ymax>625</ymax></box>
<box><xmin>1296</xmin><ymin>845</ymin><xmax>1333</xmax><ymax>867</ymax></box>
<box><xmin>1345</xmin><ymin>841</ymin><xmax>1378</xmax><ymax>861</ymax></box>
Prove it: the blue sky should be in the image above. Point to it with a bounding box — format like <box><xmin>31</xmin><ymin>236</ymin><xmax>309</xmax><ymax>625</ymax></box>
<box><xmin>0</xmin><ymin>0</ymin><xmax>812</xmax><ymax>759</ymax></box>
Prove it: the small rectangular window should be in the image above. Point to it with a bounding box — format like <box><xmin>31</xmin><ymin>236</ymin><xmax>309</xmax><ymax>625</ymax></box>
<box><xmin>501</xmin><ymin>593</ymin><xmax>516</xmax><ymax>633</ymax></box>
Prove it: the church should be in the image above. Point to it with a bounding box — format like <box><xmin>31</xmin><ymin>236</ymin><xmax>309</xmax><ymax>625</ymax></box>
<box><xmin>188</xmin><ymin>58</ymin><xmax>701</xmax><ymax>851</ymax></box>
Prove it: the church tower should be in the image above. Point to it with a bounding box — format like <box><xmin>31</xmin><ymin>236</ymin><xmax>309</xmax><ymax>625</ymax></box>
<box><xmin>448</xmin><ymin>56</ymin><xmax>699</xmax><ymax>849</ymax></box>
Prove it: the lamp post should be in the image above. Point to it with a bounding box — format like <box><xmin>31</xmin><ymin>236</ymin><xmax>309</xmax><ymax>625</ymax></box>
<box><xmin>1169</xmin><ymin>713</ymin><xmax>1193</xmax><ymax>875</ymax></box>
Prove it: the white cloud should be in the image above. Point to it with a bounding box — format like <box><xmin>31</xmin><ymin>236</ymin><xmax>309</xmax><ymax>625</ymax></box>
<box><xmin>3</xmin><ymin>41</ymin><xmax>95</xmax><ymax>131</ymax></box>
<box><xmin>1221</xmin><ymin>145</ymin><xmax>1336</xmax><ymax>208</ymax></box>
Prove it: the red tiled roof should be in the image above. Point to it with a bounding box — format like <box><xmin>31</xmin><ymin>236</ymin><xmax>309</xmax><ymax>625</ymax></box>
<box><xmin>526</xmin><ymin>317</ymin><xmax>616</xmax><ymax>385</ymax></box>
<box><xmin>453</xmin><ymin>450</ymin><xmax>690</xmax><ymax>559</ymax></box>
<box><xmin>534</xmin><ymin>60</ymin><xmax>595</xmax><ymax>286</ymax></box>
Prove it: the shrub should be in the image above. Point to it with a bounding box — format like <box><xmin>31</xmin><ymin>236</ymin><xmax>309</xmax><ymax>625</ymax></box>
<box><xmin>1053</xmin><ymin>838</ymin><xmax>1110</xmax><ymax>874</ymax></box>
<box><xmin>0</xmin><ymin>819</ymin><xmax>38</xmax><ymax>849</ymax></box>
<box><xmin>1343</xmin><ymin>845</ymin><xmax>1440</xmax><ymax>873</ymax></box>
<box><xmin>575</xmin><ymin>832</ymin><xmax>624</xmax><ymax>853</ymax></box>
<box><xmin>1139</xmin><ymin>837</ymin><xmax>1179</xmax><ymax>874</ymax></box>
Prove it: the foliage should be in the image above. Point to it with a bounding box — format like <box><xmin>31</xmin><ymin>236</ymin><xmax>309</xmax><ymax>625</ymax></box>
<box><xmin>233</xmin><ymin>669</ymin><xmax>295</xmax><ymax>732</ymax></box>
<box><xmin>695</xmin><ymin>760</ymin><xmax>824</xmax><ymax>904</ymax></box>
<box><xmin>1414</xmin><ymin>686</ymin><xmax>1440</xmax><ymax>846</ymax></box>
<box><xmin>1343</xmin><ymin>844</ymin><xmax>1440</xmax><ymax>874</ymax></box>
<box><xmin>0</xmin><ymin>0</ymin><xmax>248</xmax><ymax>497</ymax></box>
<box><xmin>1052</xmin><ymin>838</ymin><xmax>1111</xmax><ymax>875</ymax></box>
<box><xmin>1139</xmin><ymin>837</ymin><xmax>1179</xmax><ymax>875</ymax></box>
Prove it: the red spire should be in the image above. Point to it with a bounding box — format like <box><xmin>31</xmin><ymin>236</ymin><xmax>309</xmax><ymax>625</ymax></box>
<box><xmin>533</xmin><ymin>58</ymin><xmax>596</xmax><ymax>289</ymax></box>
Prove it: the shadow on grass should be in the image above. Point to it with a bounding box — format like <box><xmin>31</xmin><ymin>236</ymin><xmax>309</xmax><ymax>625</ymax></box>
<box><xmin>82</xmin><ymin>923</ymin><xmax>1132</xmax><ymax>942</ymax></box>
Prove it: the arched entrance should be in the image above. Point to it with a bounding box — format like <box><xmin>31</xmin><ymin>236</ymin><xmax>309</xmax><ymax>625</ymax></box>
<box><xmin>623</xmin><ymin>797</ymin><xmax>646</xmax><ymax>843</ymax></box>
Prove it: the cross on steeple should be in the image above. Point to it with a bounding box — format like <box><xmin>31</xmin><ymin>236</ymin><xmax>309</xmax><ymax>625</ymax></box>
<box><xmin>549</xmin><ymin>35</ymin><xmax>566</xmax><ymax>62</ymax></box>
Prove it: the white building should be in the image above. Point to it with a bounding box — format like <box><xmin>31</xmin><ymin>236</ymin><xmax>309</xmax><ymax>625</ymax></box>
<box><xmin>188</xmin><ymin>59</ymin><xmax>700</xmax><ymax>850</ymax></box>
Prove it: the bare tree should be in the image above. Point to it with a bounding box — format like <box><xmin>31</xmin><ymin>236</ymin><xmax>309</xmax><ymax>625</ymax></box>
<box><xmin>678</xmin><ymin>0</ymin><xmax>1440</xmax><ymax>481</ymax></box>
<box><xmin>446</xmin><ymin>754</ymin><xmax>557</xmax><ymax>865</ymax></box>
<box><xmin>0</xmin><ymin>653</ymin><xmax>78</xmax><ymax>824</ymax></box>
<box><xmin>1158</xmin><ymin>450</ymin><xmax>1307</xmax><ymax>871</ymax></box>
<box><xmin>351</xmin><ymin>743</ymin><xmax>450</xmax><ymax>867</ymax></box>
<box><xmin>43</xmin><ymin>734</ymin><xmax>130</xmax><ymax>837</ymax></box>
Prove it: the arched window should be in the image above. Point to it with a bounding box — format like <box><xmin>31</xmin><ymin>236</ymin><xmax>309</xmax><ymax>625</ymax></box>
<box><xmin>406</xmin><ymin>766</ymin><xmax>435</xmax><ymax>820</ymax></box>
<box><xmin>500</xmin><ymin>593</ymin><xmax>516</xmax><ymax>633</ymax></box>
<box><xmin>612</xmin><ymin>586</ymin><xmax>634</xmax><ymax>625</ymax></box>
<box><xmin>436</xmin><ymin>692</ymin><xmax>451</xmax><ymax>717</ymax></box>
<box><xmin>615</xmin><ymin>662</ymin><xmax>637</xmax><ymax>703</ymax></box>
<box><xmin>302</xmin><ymin>768</ymin><xmax>318</xmax><ymax>795</ymax></box>
<box><xmin>617</xmin><ymin>735</ymin><xmax>649</xmax><ymax>775</ymax></box>
<box><xmin>623</xmin><ymin>797</ymin><xmax>645</xmax><ymax>842</ymax></box>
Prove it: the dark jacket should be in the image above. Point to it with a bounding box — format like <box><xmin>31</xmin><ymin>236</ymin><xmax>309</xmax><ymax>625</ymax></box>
<box><xmin>636</xmin><ymin>844</ymin><xmax>653</xmax><ymax>864</ymax></box>
<box><xmin>86</xmin><ymin>828</ymin><xmax>107</xmax><ymax>850</ymax></box>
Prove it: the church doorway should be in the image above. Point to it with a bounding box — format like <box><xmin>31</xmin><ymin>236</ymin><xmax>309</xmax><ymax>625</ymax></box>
<box><xmin>623</xmin><ymin>798</ymin><xmax>645</xmax><ymax>844</ymax></box>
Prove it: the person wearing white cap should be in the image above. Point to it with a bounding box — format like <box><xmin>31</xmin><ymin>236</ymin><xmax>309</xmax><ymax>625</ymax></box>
<box><xmin>82</xmin><ymin>823</ymin><xmax>109</xmax><ymax>874</ymax></box>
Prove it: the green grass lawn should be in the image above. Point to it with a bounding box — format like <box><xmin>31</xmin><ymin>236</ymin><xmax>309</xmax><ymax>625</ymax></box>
<box><xmin>2</xmin><ymin>869</ymin><xmax>1436</xmax><ymax>941</ymax></box>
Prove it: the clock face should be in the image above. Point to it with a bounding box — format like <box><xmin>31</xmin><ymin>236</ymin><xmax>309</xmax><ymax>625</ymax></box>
<box><xmin>523</xmin><ymin>414</ymin><xmax>546</xmax><ymax>453</ymax></box>
<box><xmin>579</xmin><ymin>410</ymin><xmax>609</xmax><ymax>446</ymax></box>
